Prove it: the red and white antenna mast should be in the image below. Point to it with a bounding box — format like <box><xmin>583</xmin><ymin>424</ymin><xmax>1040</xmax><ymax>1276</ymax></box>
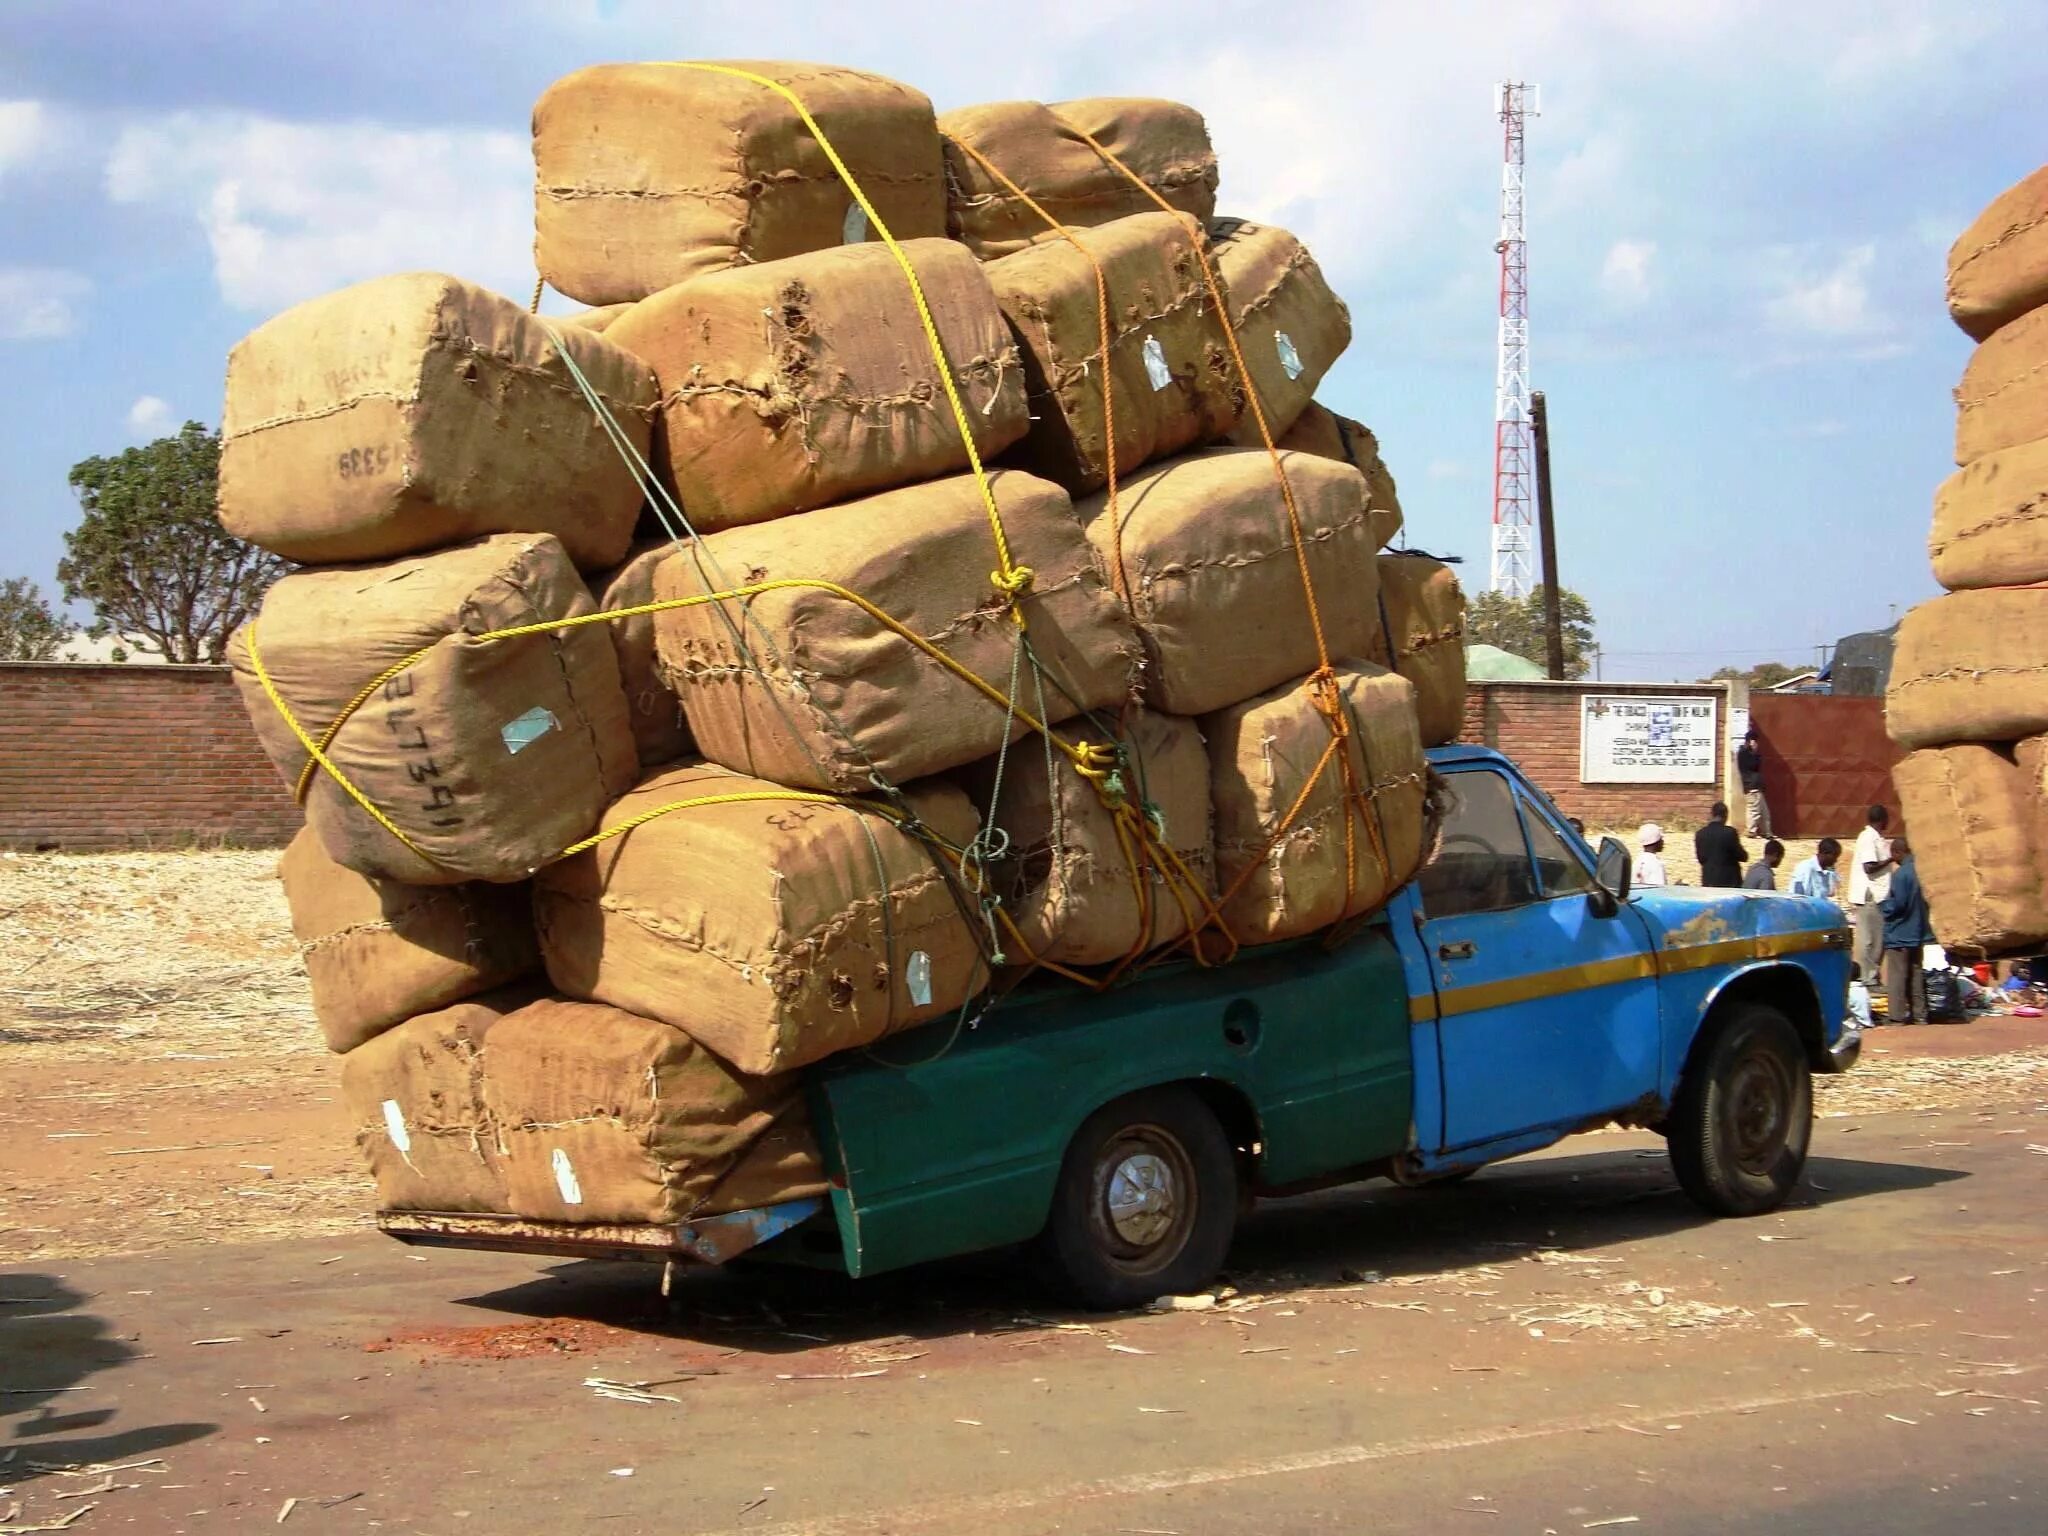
<box><xmin>1491</xmin><ymin>81</ymin><xmax>1540</xmax><ymax>599</ymax></box>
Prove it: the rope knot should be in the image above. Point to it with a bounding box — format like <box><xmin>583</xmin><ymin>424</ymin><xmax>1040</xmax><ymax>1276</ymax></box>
<box><xmin>990</xmin><ymin>564</ymin><xmax>1035</xmax><ymax>608</ymax></box>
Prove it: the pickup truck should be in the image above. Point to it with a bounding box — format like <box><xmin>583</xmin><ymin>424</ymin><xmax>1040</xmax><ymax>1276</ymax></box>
<box><xmin>384</xmin><ymin>745</ymin><xmax>1859</xmax><ymax>1309</ymax></box>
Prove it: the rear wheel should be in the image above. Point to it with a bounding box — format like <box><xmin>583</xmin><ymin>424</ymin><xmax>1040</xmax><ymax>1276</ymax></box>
<box><xmin>1668</xmin><ymin>1003</ymin><xmax>1812</xmax><ymax>1216</ymax></box>
<box><xmin>1034</xmin><ymin>1088</ymin><xmax>1238</xmax><ymax>1310</ymax></box>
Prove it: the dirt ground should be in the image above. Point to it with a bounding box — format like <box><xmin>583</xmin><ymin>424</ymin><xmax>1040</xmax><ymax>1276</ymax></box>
<box><xmin>4</xmin><ymin>850</ymin><xmax>2046</xmax><ymax>1265</ymax></box>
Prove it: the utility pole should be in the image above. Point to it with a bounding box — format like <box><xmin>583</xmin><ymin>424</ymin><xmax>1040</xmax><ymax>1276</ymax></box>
<box><xmin>1490</xmin><ymin>81</ymin><xmax>1540</xmax><ymax>599</ymax></box>
<box><xmin>1531</xmin><ymin>390</ymin><xmax>1565</xmax><ymax>679</ymax></box>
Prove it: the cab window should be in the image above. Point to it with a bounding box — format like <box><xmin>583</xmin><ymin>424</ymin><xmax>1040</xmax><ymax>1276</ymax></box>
<box><xmin>1413</xmin><ymin>770</ymin><xmax>1538</xmax><ymax>918</ymax></box>
<box><xmin>1522</xmin><ymin>805</ymin><xmax>1599</xmax><ymax>898</ymax></box>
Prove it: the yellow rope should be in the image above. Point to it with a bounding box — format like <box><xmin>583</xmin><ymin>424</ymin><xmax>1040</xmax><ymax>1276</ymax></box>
<box><xmin>657</xmin><ymin>62</ymin><xmax>1032</xmax><ymax>617</ymax></box>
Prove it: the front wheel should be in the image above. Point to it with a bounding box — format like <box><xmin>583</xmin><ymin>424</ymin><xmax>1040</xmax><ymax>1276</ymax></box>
<box><xmin>1034</xmin><ymin>1088</ymin><xmax>1239</xmax><ymax>1310</ymax></box>
<box><xmin>1667</xmin><ymin>1003</ymin><xmax>1812</xmax><ymax>1216</ymax></box>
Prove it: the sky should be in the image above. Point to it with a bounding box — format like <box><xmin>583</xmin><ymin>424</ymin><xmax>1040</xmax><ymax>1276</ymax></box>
<box><xmin>2</xmin><ymin>0</ymin><xmax>2040</xmax><ymax>681</ymax></box>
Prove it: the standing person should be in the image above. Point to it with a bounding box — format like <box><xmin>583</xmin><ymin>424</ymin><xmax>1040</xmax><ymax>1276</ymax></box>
<box><xmin>1632</xmin><ymin>823</ymin><xmax>1667</xmax><ymax>888</ymax></box>
<box><xmin>1694</xmin><ymin>802</ymin><xmax>1748</xmax><ymax>888</ymax></box>
<box><xmin>1788</xmin><ymin>837</ymin><xmax>1842</xmax><ymax>900</ymax></box>
<box><xmin>1879</xmin><ymin>835</ymin><xmax>1933</xmax><ymax>1024</ymax></box>
<box><xmin>1737</xmin><ymin>726</ymin><xmax>1773</xmax><ymax>837</ymax></box>
<box><xmin>1744</xmin><ymin>839</ymin><xmax>1785</xmax><ymax>890</ymax></box>
<box><xmin>1848</xmin><ymin>806</ymin><xmax>1897</xmax><ymax>996</ymax></box>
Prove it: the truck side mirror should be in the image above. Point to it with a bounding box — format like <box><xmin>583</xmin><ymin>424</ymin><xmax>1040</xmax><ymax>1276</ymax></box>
<box><xmin>1590</xmin><ymin>836</ymin><xmax>1631</xmax><ymax>917</ymax></box>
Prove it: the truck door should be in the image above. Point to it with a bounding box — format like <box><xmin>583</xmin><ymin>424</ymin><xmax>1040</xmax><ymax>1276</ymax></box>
<box><xmin>1415</xmin><ymin>766</ymin><xmax>1662</xmax><ymax>1151</ymax></box>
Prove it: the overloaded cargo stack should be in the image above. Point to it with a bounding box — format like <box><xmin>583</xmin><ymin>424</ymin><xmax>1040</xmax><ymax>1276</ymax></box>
<box><xmin>217</xmin><ymin>59</ymin><xmax>1471</xmax><ymax>1232</ymax></box>
<box><xmin>1885</xmin><ymin>161</ymin><xmax>2048</xmax><ymax>958</ymax></box>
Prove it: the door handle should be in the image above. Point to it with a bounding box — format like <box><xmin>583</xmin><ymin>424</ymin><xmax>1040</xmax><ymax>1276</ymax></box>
<box><xmin>1437</xmin><ymin>940</ymin><xmax>1476</xmax><ymax>960</ymax></box>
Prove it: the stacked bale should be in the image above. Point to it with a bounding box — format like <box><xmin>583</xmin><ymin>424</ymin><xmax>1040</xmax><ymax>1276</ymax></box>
<box><xmin>1885</xmin><ymin>159</ymin><xmax>2048</xmax><ymax>955</ymax></box>
<box><xmin>227</xmin><ymin>61</ymin><xmax>1459</xmax><ymax>1234</ymax></box>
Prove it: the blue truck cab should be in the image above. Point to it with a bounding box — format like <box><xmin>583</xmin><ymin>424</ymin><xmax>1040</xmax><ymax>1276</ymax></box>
<box><xmin>384</xmin><ymin>745</ymin><xmax>1858</xmax><ymax>1309</ymax></box>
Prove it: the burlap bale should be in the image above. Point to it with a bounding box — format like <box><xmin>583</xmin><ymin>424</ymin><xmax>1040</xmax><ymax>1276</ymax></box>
<box><xmin>562</xmin><ymin>302</ymin><xmax>635</xmax><ymax>334</ymax></box>
<box><xmin>1930</xmin><ymin>436</ymin><xmax>2048</xmax><ymax>590</ymax></box>
<box><xmin>1886</xmin><ymin>588</ymin><xmax>2048</xmax><ymax>749</ymax></box>
<box><xmin>229</xmin><ymin>534</ymin><xmax>639</xmax><ymax>884</ymax></box>
<box><xmin>280</xmin><ymin>828</ymin><xmax>539</xmax><ymax>1055</ymax></box>
<box><xmin>1954</xmin><ymin>305</ymin><xmax>2048</xmax><ymax>465</ymax></box>
<box><xmin>939</xmin><ymin>98</ymin><xmax>1218</xmax><ymax>261</ymax></box>
<box><xmin>607</xmin><ymin>239</ymin><xmax>1027</xmax><ymax>532</ymax></box>
<box><xmin>1210</xmin><ymin>220</ymin><xmax>1350</xmax><ymax>444</ymax></box>
<box><xmin>1276</xmin><ymin>403</ymin><xmax>1404</xmax><ymax>549</ymax></box>
<box><xmin>219</xmin><ymin>273</ymin><xmax>657</xmax><ymax>570</ymax></box>
<box><xmin>534</xmin><ymin>62</ymin><xmax>947</xmax><ymax>305</ymax></box>
<box><xmin>340</xmin><ymin>988</ymin><xmax>537</xmax><ymax>1213</ymax></box>
<box><xmin>1948</xmin><ymin>166</ymin><xmax>2048</xmax><ymax>343</ymax></box>
<box><xmin>1203</xmin><ymin>664</ymin><xmax>1428</xmax><ymax>944</ymax></box>
<box><xmin>1075</xmin><ymin>448</ymin><xmax>1381</xmax><ymax>716</ymax></box>
<box><xmin>1891</xmin><ymin>744</ymin><xmax>2048</xmax><ymax>956</ymax></box>
<box><xmin>534</xmin><ymin>762</ymin><xmax>986</xmax><ymax>1075</ymax></box>
<box><xmin>1365</xmin><ymin>554</ymin><xmax>1468</xmax><ymax>748</ymax></box>
<box><xmin>958</xmin><ymin>711</ymin><xmax>1213</xmax><ymax>965</ymax></box>
<box><xmin>654</xmin><ymin>469</ymin><xmax>1140</xmax><ymax>792</ymax></box>
<box><xmin>986</xmin><ymin>212</ymin><xmax>1242</xmax><ymax>493</ymax></box>
<box><xmin>481</xmin><ymin>998</ymin><xmax>825</xmax><ymax>1225</ymax></box>
<box><xmin>594</xmin><ymin>541</ymin><xmax>693</xmax><ymax>768</ymax></box>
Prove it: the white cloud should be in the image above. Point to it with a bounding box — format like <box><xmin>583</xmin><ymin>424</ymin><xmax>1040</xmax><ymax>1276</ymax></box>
<box><xmin>126</xmin><ymin>395</ymin><xmax>172</xmax><ymax>437</ymax></box>
<box><xmin>0</xmin><ymin>101</ymin><xmax>47</xmax><ymax>180</ymax></box>
<box><xmin>105</xmin><ymin>112</ymin><xmax>531</xmax><ymax>314</ymax></box>
<box><xmin>1600</xmin><ymin>239</ymin><xmax>1656</xmax><ymax>304</ymax></box>
<box><xmin>0</xmin><ymin>267</ymin><xmax>90</xmax><ymax>340</ymax></box>
<box><xmin>1764</xmin><ymin>243</ymin><xmax>1884</xmax><ymax>336</ymax></box>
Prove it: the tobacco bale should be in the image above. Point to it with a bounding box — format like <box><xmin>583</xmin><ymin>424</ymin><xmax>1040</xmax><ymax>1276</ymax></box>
<box><xmin>986</xmin><ymin>212</ymin><xmax>1242</xmax><ymax>493</ymax></box>
<box><xmin>607</xmin><ymin>238</ymin><xmax>1027</xmax><ymax>531</ymax></box>
<box><xmin>654</xmin><ymin>468</ymin><xmax>1140</xmax><ymax>792</ymax></box>
<box><xmin>1954</xmin><ymin>305</ymin><xmax>2048</xmax><ymax>465</ymax></box>
<box><xmin>1276</xmin><ymin>402</ymin><xmax>1403</xmax><ymax>549</ymax></box>
<box><xmin>219</xmin><ymin>273</ymin><xmax>657</xmax><ymax>570</ymax></box>
<box><xmin>1929</xmin><ymin>436</ymin><xmax>2048</xmax><ymax>590</ymax></box>
<box><xmin>340</xmin><ymin>988</ymin><xmax>538</xmax><ymax>1213</ymax></box>
<box><xmin>1203</xmin><ymin>664</ymin><xmax>1428</xmax><ymax>944</ymax></box>
<box><xmin>1210</xmin><ymin>220</ymin><xmax>1350</xmax><ymax>443</ymax></box>
<box><xmin>534</xmin><ymin>61</ymin><xmax>946</xmax><ymax>305</ymax></box>
<box><xmin>1075</xmin><ymin>448</ymin><xmax>1381</xmax><ymax>715</ymax></box>
<box><xmin>592</xmin><ymin>541</ymin><xmax>694</xmax><ymax>769</ymax></box>
<box><xmin>534</xmin><ymin>762</ymin><xmax>985</xmax><ymax>1075</ymax></box>
<box><xmin>1948</xmin><ymin>165</ymin><xmax>2048</xmax><ymax>342</ymax></box>
<box><xmin>280</xmin><ymin>828</ymin><xmax>539</xmax><ymax>1054</ymax></box>
<box><xmin>482</xmin><ymin>997</ymin><xmax>825</xmax><ymax>1225</ymax></box>
<box><xmin>561</xmin><ymin>302</ymin><xmax>635</xmax><ymax>333</ymax></box>
<box><xmin>1886</xmin><ymin>588</ymin><xmax>2048</xmax><ymax>749</ymax></box>
<box><xmin>228</xmin><ymin>534</ymin><xmax>639</xmax><ymax>884</ymax></box>
<box><xmin>1365</xmin><ymin>553</ymin><xmax>1468</xmax><ymax>747</ymax></box>
<box><xmin>939</xmin><ymin>98</ymin><xmax>1218</xmax><ymax>260</ymax></box>
<box><xmin>958</xmin><ymin>711</ymin><xmax>1213</xmax><ymax>965</ymax></box>
<box><xmin>1892</xmin><ymin>743</ymin><xmax>2048</xmax><ymax>956</ymax></box>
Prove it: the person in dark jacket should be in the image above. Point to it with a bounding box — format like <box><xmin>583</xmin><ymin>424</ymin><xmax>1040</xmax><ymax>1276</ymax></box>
<box><xmin>1736</xmin><ymin>726</ymin><xmax>1772</xmax><ymax>837</ymax></box>
<box><xmin>1693</xmin><ymin>801</ymin><xmax>1748</xmax><ymax>888</ymax></box>
<box><xmin>1879</xmin><ymin>837</ymin><xmax>1934</xmax><ymax>1024</ymax></box>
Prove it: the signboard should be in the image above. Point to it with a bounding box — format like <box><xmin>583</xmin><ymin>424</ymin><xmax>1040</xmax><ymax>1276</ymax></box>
<box><xmin>1580</xmin><ymin>695</ymin><xmax>1719</xmax><ymax>784</ymax></box>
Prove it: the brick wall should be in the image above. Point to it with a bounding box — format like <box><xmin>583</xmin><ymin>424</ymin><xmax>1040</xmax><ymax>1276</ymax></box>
<box><xmin>1459</xmin><ymin>679</ymin><xmax>1734</xmax><ymax>832</ymax></box>
<box><xmin>0</xmin><ymin>664</ymin><xmax>301</xmax><ymax>850</ymax></box>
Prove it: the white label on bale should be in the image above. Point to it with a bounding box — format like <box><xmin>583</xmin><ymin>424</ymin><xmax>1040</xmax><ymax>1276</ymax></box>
<box><xmin>843</xmin><ymin>200</ymin><xmax>868</xmax><ymax>244</ymax></box>
<box><xmin>500</xmin><ymin>706</ymin><xmax>559</xmax><ymax>755</ymax></box>
<box><xmin>1275</xmin><ymin>330</ymin><xmax>1305</xmax><ymax>381</ymax></box>
<box><xmin>1142</xmin><ymin>335</ymin><xmax>1172</xmax><ymax>392</ymax></box>
<box><xmin>907</xmin><ymin>950</ymin><xmax>933</xmax><ymax>1007</ymax></box>
<box><xmin>381</xmin><ymin>1099</ymin><xmax>411</xmax><ymax>1154</ymax></box>
<box><xmin>551</xmin><ymin>1147</ymin><xmax>583</xmax><ymax>1206</ymax></box>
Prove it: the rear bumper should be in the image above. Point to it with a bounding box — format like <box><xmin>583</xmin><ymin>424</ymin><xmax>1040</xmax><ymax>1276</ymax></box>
<box><xmin>377</xmin><ymin>1198</ymin><xmax>825</xmax><ymax>1265</ymax></box>
<box><xmin>1825</xmin><ymin>1023</ymin><xmax>1862</xmax><ymax>1073</ymax></box>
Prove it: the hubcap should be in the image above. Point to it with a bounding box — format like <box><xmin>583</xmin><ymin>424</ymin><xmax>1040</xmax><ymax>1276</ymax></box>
<box><xmin>1106</xmin><ymin>1151</ymin><xmax>1179</xmax><ymax>1246</ymax></box>
<box><xmin>1725</xmin><ymin>1046</ymin><xmax>1792</xmax><ymax>1175</ymax></box>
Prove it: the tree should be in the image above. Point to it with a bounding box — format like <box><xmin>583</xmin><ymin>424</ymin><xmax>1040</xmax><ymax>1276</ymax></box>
<box><xmin>59</xmin><ymin>422</ymin><xmax>286</xmax><ymax>664</ymax></box>
<box><xmin>1465</xmin><ymin>585</ymin><xmax>1597</xmax><ymax>679</ymax></box>
<box><xmin>1703</xmin><ymin>661</ymin><xmax>1804</xmax><ymax>689</ymax></box>
<box><xmin>0</xmin><ymin>577</ymin><xmax>75</xmax><ymax>661</ymax></box>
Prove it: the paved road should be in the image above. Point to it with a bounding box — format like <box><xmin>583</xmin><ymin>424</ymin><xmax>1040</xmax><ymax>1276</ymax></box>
<box><xmin>5</xmin><ymin>1100</ymin><xmax>2042</xmax><ymax>1534</ymax></box>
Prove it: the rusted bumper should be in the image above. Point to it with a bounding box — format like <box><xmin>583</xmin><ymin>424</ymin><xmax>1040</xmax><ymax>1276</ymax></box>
<box><xmin>376</xmin><ymin>1197</ymin><xmax>826</xmax><ymax>1265</ymax></box>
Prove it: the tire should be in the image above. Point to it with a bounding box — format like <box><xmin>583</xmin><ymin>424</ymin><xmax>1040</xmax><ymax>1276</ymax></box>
<box><xmin>1034</xmin><ymin>1088</ymin><xmax>1239</xmax><ymax>1310</ymax></box>
<box><xmin>1667</xmin><ymin>1003</ymin><xmax>1812</xmax><ymax>1217</ymax></box>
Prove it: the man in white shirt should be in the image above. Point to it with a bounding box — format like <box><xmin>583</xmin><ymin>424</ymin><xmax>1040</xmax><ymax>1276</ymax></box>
<box><xmin>1846</xmin><ymin>805</ymin><xmax>1897</xmax><ymax>998</ymax></box>
<box><xmin>1632</xmin><ymin>822</ymin><xmax>1667</xmax><ymax>889</ymax></box>
<box><xmin>1788</xmin><ymin>838</ymin><xmax>1842</xmax><ymax>901</ymax></box>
